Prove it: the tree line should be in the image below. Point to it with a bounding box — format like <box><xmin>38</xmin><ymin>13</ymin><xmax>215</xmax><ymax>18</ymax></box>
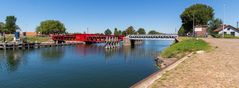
<box><xmin>104</xmin><ymin>26</ymin><xmax>162</xmax><ymax>36</ymax></box>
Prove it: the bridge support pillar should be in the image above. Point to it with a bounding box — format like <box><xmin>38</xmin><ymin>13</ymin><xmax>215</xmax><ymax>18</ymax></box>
<box><xmin>105</xmin><ymin>37</ymin><xmax>120</xmax><ymax>49</ymax></box>
<box><xmin>123</xmin><ymin>37</ymin><xmax>143</xmax><ymax>46</ymax></box>
<box><xmin>123</xmin><ymin>37</ymin><xmax>131</xmax><ymax>46</ymax></box>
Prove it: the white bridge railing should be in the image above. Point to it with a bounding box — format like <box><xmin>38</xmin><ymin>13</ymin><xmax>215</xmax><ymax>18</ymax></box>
<box><xmin>127</xmin><ymin>34</ymin><xmax>178</xmax><ymax>40</ymax></box>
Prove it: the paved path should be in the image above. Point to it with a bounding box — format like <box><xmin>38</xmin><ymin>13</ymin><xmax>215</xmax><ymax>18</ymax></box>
<box><xmin>151</xmin><ymin>38</ymin><xmax>239</xmax><ymax>88</ymax></box>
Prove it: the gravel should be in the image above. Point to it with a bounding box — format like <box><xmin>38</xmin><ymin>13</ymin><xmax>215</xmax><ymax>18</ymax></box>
<box><xmin>151</xmin><ymin>38</ymin><xmax>239</xmax><ymax>88</ymax></box>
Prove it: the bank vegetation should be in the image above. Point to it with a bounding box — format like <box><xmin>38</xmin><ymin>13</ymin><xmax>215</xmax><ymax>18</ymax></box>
<box><xmin>160</xmin><ymin>38</ymin><xmax>211</xmax><ymax>59</ymax></box>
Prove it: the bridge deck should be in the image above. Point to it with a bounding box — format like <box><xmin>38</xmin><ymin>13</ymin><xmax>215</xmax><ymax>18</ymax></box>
<box><xmin>128</xmin><ymin>34</ymin><xmax>178</xmax><ymax>40</ymax></box>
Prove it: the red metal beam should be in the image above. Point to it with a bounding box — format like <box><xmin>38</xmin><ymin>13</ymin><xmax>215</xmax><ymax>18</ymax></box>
<box><xmin>52</xmin><ymin>34</ymin><xmax>124</xmax><ymax>43</ymax></box>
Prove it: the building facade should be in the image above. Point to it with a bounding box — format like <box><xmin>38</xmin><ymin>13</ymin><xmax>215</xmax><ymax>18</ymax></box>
<box><xmin>214</xmin><ymin>25</ymin><xmax>239</xmax><ymax>37</ymax></box>
<box><xmin>194</xmin><ymin>25</ymin><xmax>208</xmax><ymax>37</ymax></box>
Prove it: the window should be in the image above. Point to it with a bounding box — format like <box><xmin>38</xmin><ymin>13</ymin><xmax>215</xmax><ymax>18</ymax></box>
<box><xmin>224</xmin><ymin>32</ymin><xmax>227</xmax><ymax>35</ymax></box>
<box><xmin>227</xmin><ymin>28</ymin><xmax>230</xmax><ymax>30</ymax></box>
<box><xmin>231</xmin><ymin>32</ymin><xmax>235</xmax><ymax>36</ymax></box>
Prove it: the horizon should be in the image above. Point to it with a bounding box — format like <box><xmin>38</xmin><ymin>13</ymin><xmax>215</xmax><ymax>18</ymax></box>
<box><xmin>0</xmin><ymin>0</ymin><xmax>238</xmax><ymax>33</ymax></box>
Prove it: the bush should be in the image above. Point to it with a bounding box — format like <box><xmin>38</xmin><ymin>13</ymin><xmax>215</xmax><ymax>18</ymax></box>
<box><xmin>0</xmin><ymin>35</ymin><xmax>51</xmax><ymax>43</ymax></box>
<box><xmin>214</xmin><ymin>34</ymin><xmax>239</xmax><ymax>39</ymax></box>
<box><xmin>211</xmin><ymin>33</ymin><xmax>221</xmax><ymax>38</ymax></box>
<box><xmin>178</xmin><ymin>26</ymin><xmax>185</xmax><ymax>36</ymax></box>
<box><xmin>25</xmin><ymin>36</ymin><xmax>51</xmax><ymax>43</ymax></box>
<box><xmin>0</xmin><ymin>34</ymin><xmax>14</xmax><ymax>42</ymax></box>
<box><xmin>223</xmin><ymin>34</ymin><xmax>236</xmax><ymax>38</ymax></box>
<box><xmin>160</xmin><ymin>38</ymin><xmax>210</xmax><ymax>58</ymax></box>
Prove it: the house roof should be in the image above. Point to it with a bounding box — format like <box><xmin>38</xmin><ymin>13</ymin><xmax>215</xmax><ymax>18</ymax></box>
<box><xmin>214</xmin><ymin>25</ymin><xmax>239</xmax><ymax>32</ymax></box>
<box><xmin>25</xmin><ymin>32</ymin><xmax>37</xmax><ymax>36</ymax></box>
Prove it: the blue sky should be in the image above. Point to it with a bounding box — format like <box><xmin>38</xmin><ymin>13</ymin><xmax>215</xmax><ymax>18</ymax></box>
<box><xmin>0</xmin><ymin>0</ymin><xmax>238</xmax><ymax>33</ymax></box>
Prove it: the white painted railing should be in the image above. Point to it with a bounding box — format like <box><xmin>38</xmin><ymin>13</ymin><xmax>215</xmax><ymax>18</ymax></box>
<box><xmin>127</xmin><ymin>34</ymin><xmax>178</xmax><ymax>40</ymax></box>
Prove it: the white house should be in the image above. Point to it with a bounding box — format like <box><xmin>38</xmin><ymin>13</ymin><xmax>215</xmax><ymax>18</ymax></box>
<box><xmin>214</xmin><ymin>25</ymin><xmax>239</xmax><ymax>37</ymax></box>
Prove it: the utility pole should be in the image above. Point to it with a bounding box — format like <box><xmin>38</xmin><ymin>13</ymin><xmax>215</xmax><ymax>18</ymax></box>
<box><xmin>87</xmin><ymin>27</ymin><xmax>89</xmax><ymax>34</ymax></box>
<box><xmin>223</xmin><ymin>4</ymin><xmax>226</xmax><ymax>37</ymax></box>
<box><xmin>237</xmin><ymin>21</ymin><xmax>239</xmax><ymax>29</ymax></box>
<box><xmin>193</xmin><ymin>12</ymin><xmax>195</xmax><ymax>37</ymax></box>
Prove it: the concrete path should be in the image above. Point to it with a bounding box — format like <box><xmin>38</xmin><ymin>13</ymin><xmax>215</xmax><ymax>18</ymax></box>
<box><xmin>151</xmin><ymin>38</ymin><xmax>239</xmax><ymax>88</ymax></box>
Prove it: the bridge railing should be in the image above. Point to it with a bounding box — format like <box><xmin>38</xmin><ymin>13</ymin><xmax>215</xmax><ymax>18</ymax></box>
<box><xmin>127</xmin><ymin>34</ymin><xmax>178</xmax><ymax>39</ymax></box>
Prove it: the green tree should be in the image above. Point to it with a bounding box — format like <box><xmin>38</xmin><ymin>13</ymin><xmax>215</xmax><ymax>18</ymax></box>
<box><xmin>122</xmin><ymin>31</ymin><xmax>127</xmax><ymax>36</ymax></box>
<box><xmin>137</xmin><ymin>28</ymin><xmax>146</xmax><ymax>34</ymax></box>
<box><xmin>180</xmin><ymin>4</ymin><xmax>214</xmax><ymax>34</ymax></box>
<box><xmin>0</xmin><ymin>22</ymin><xmax>5</xmax><ymax>33</ymax></box>
<box><xmin>125</xmin><ymin>26</ymin><xmax>135</xmax><ymax>35</ymax></box>
<box><xmin>5</xmin><ymin>16</ymin><xmax>17</xmax><ymax>34</ymax></box>
<box><xmin>178</xmin><ymin>26</ymin><xmax>185</xmax><ymax>36</ymax></box>
<box><xmin>36</xmin><ymin>20</ymin><xmax>66</xmax><ymax>34</ymax></box>
<box><xmin>104</xmin><ymin>29</ymin><xmax>112</xmax><ymax>35</ymax></box>
<box><xmin>208</xmin><ymin>18</ymin><xmax>222</xmax><ymax>36</ymax></box>
<box><xmin>148</xmin><ymin>30</ymin><xmax>162</xmax><ymax>34</ymax></box>
<box><xmin>114</xmin><ymin>28</ymin><xmax>121</xmax><ymax>36</ymax></box>
<box><xmin>118</xmin><ymin>30</ymin><xmax>122</xmax><ymax>35</ymax></box>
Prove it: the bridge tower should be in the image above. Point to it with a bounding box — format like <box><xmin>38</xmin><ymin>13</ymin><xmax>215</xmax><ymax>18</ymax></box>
<box><xmin>105</xmin><ymin>36</ymin><xmax>120</xmax><ymax>49</ymax></box>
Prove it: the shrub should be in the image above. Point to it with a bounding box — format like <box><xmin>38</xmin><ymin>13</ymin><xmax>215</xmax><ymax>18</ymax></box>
<box><xmin>0</xmin><ymin>34</ymin><xmax>14</xmax><ymax>42</ymax></box>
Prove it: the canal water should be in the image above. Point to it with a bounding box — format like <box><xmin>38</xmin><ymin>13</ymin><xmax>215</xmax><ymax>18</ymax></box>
<box><xmin>0</xmin><ymin>41</ymin><xmax>173</xmax><ymax>88</ymax></box>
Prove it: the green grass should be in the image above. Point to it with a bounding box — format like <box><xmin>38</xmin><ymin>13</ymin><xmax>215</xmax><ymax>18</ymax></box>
<box><xmin>0</xmin><ymin>34</ymin><xmax>14</xmax><ymax>42</ymax></box>
<box><xmin>160</xmin><ymin>38</ymin><xmax>211</xmax><ymax>58</ymax></box>
<box><xmin>223</xmin><ymin>34</ymin><xmax>239</xmax><ymax>39</ymax></box>
<box><xmin>25</xmin><ymin>36</ymin><xmax>51</xmax><ymax>43</ymax></box>
<box><xmin>212</xmin><ymin>34</ymin><xmax>239</xmax><ymax>39</ymax></box>
<box><xmin>177</xmin><ymin>37</ymin><xmax>195</xmax><ymax>41</ymax></box>
<box><xmin>0</xmin><ymin>35</ymin><xmax>51</xmax><ymax>43</ymax></box>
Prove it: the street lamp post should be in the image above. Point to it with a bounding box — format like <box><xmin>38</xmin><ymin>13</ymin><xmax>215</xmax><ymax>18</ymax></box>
<box><xmin>222</xmin><ymin>4</ymin><xmax>226</xmax><ymax>38</ymax></box>
<box><xmin>193</xmin><ymin>11</ymin><xmax>195</xmax><ymax>37</ymax></box>
<box><xmin>237</xmin><ymin>21</ymin><xmax>239</xmax><ymax>29</ymax></box>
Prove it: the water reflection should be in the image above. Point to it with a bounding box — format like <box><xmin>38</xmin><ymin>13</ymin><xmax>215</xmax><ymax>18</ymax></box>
<box><xmin>0</xmin><ymin>50</ymin><xmax>28</xmax><ymax>72</ymax></box>
<box><xmin>75</xmin><ymin>44</ymin><xmax>105</xmax><ymax>56</ymax></box>
<box><xmin>0</xmin><ymin>41</ymin><xmax>173</xmax><ymax>88</ymax></box>
<box><xmin>104</xmin><ymin>48</ymin><xmax>120</xmax><ymax>59</ymax></box>
<box><xmin>0</xmin><ymin>47</ymin><xmax>65</xmax><ymax>72</ymax></box>
<box><xmin>75</xmin><ymin>41</ymin><xmax>171</xmax><ymax>61</ymax></box>
<box><xmin>41</xmin><ymin>47</ymin><xmax>65</xmax><ymax>61</ymax></box>
<box><xmin>0</xmin><ymin>41</ymin><xmax>172</xmax><ymax>72</ymax></box>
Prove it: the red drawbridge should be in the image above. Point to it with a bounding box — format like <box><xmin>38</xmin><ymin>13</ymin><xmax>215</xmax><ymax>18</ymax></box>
<box><xmin>52</xmin><ymin>34</ymin><xmax>124</xmax><ymax>44</ymax></box>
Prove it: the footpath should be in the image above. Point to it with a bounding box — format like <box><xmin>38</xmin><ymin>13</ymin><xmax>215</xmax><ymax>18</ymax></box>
<box><xmin>151</xmin><ymin>38</ymin><xmax>239</xmax><ymax>88</ymax></box>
